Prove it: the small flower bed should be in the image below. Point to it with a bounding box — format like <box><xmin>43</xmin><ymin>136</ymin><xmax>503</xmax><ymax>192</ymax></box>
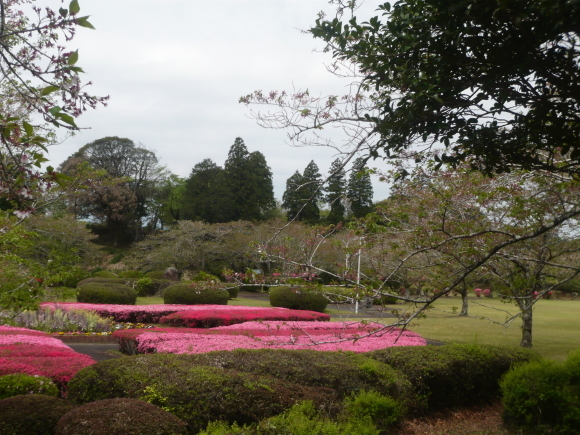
<box><xmin>114</xmin><ymin>321</ymin><xmax>426</xmax><ymax>355</ymax></box>
<box><xmin>41</xmin><ymin>302</ymin><xmax>263</xmax><ymax>323</ymax></box>
<box><xmin>159</xmin><ymin>307</ymin><xmax>330</xmax><ymax>328</ymax></box>
<box><xmin>0</xmin><ymin>326</ymin><xmax>96</xmax><ymax>391</ymax></box>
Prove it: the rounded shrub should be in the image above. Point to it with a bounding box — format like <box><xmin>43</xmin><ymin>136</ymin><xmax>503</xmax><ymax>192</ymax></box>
<box><xmin>117</xmin><ymin>270</ymin><xmax>145</xmax><ymax>279</ymax></box>
<box><xmin>145</xmin><ymin>270</ymin><xmax>166</xmax><ymax>279</ymax></box>
<box><xmin>367</xmin><ymin>343</ymin><xmax>537</xmax><ymax>413</ymax></box>
<box><xmin>0</xmin><ymin>394</ymin><xmax>76</xmax><ymax>435</ymax></box>
<box><xmin>180</xmin><ymin>349</ymin><xmax>413</xmax><ymax>404</ymax></box>
<box><xmin>92</xmin><ymin>270</ymin><xmax>118</xmax><ymax>278</ymax></box>
<box><xmin>55</xmin><ymin>398</ymin><xmax>187</xmax><ymax>435</ymax></box>
<box><xmin>243</xmin><ymin>284</ymin><xmax>270</xmax><ymax>292</ymax></box>
<box><xmin>77</xmin><ymin>277</ymin><xmax>132</xmax><ymax>287</ymax></box>
<box><xmin>191</xmin><ymin>271</ymin><xmax>221</xmax><ymax>282</ymax></box>
<box><xmin>163</xmin><ymin>283</ymin><xmax>229</xmax><ymax>305</ymax></box>
<box><xmin>67</xmin><ymin>353</ymin><xmax>338</xmax><ymax>433</ymax></box>
<box><xmin>0</xmin><ymin>374</ymin><xmax>59</xmax><ymax>400</ymax></box>
<box><xmin>224</xmin><ymin>284</ymin><xmax>238</xmax><ymax>299</ymax></box>
<box><xmin>342</xmin><ymin>390</ymin><xmax>404</xmax><ymax>429</ymax></box>
<box><xmin>77</xmin><ymin>283</ymin><xmax>137</xmax><ymax>305</ymax></box>
<box><xmin>135</xmin><ymin>277</ymin><xmax>156</xmax><ymax>296</ymax></box>
<box><xmin>270</xmin><ymin>286</ymin><xmax>328</xmax><ymax>312</ymax></box>
<box><xmin>501</xmin><ymin>350</ymin><xmax>580</xmax><ymax>434</ymax></box>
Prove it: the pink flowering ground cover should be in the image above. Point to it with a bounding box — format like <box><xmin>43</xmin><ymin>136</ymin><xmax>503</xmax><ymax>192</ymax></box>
<box><xmin>41</xmin><ymin>302</ymin><xmax>260</xmax><ymax>323</ymax></box>
<box><xmin>116</xmin><ymin>321</ymin><xmax>426</xmax><ymax>355</ymax></box>
<box><xmin>0</xmin><ymin>326</ymin><xmax>96</xmax><ymax>390</ymax></box>
<box><xmin>159</xmin><ymin>307</ymin><xmax>330</xmax><ymax>328</ymax></box>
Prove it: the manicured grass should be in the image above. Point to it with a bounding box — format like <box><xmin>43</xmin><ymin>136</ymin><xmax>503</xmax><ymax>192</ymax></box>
<box><xmin>396</xmin><ymin>297</ymin><xmax>580</xmax><ymax>362</ymax></box>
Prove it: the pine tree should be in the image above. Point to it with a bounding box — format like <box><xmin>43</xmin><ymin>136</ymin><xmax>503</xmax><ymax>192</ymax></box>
<box><xmin>347</xmin><ymin>158</ymin><xmax>374</xmax><ymax>219</ymax></box>
<box><xmin>181</xmin><ymin>159</ymin><xmax>234</xmax><ymax>223</ymax></box>
<box><xmin>282</xmin><ymin>161</ymin><xmax>323</xmax><ymax>224</ymax></box>
<box><xmin>282</xmin><ymin>170</ymin><xmax>305</xmax><ymax>221</ymax></box>
<box><xmin>325</xmin><ymin>158</ymin><xmax>346</xmax><ymax>224</ymax></box>
<box><xmin>224</xmin><ymin>137</ymin><xmax>275</xmax><ymax>221</ymax></box>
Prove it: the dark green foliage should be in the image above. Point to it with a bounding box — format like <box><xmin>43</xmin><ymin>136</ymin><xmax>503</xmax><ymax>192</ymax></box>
<box><xmin>224</xmin><ymin>284</ymin><xmax>238</xmax><ymax>299</ymax></box>
<box><xmin>224</xmin><ymin>138</ymin><xmax>276</xmax><ymax>221</ymax></box>
<box><xmin>282</xmin><ymin>161</ymin><xmax>323</xmax><ymax>223</ymax></box>
<box><xmin>66</xmin><ymin>354</ymin><xmax>338</xmax><ymax>433</ymax></box>
<box><xmin>55</xmin><ymin>398</ymin><xmax>188</xmax><ymax>435</ymax></box>
<box><xmin>347</xmin><ymin>158</ymin><xmax>374</xmax><ymax>219</ymax></box>
<box><xmin>76</xmin><ymin>283</ymin><xmax>137</xmax><ymax>305</ymax></box>
<box><xmin>325</xmin><ymin>158</ymin><xmax>347</xmax><ymax>224</ymax></box>
<box><xmin>163</xmin><ymin>283</ymin><xmax>229</xmax><ymax>305</ymax></box>
<box><xmin>93</xmin><ymin>270</ymin><xmax>118</xmax><ymax>278</ymax></box>
<box><xmin>311</xmin><ymin>0</ymin><xmax>580</xmax><ymax>177</ymax></box>
<box><xmin>242</xmin><ymin>284</ymin><xmax>269</xmax><ymax>293</ymax></box>
<box><xmin>176</xmin><ymin>349</ymin><xmax>412</xmax><ymax>404</ymax></box>
<box><xmin>0</xmin><ymin>394</ymin><xmax>76</xmax><ymax>435</ymax></box>
<box><xmin>77</xmin><ymin>277</ymin><xmax>132</xmax><ymax>287</ymax></box>
<box><xmin>135</xmin><ymin>277</ymin><xmax>156</xmax><ymax>296</ymax></box>
<box><xmin>191</xmin><ymin>271</ymin><xmax>221</xmax><ymax>282</ymax></box>
<box><xmin>342</xmin><ymin>390</ymin><xmax>404</xmax><ymax>429</ymax></box>
<box><xmin>270</xmin><ymin>286</ymin><xmax>328</xmax><ymax>312</ymax></box>
<box><xmin>117</xmin><ymin>270</ymin><xmax>145</xmax><ymax>279</ymax></box>
<box><xmin>501</xmin><ymin>350</ymin><xmax>580</xmax><ymax>434</ymax></box>
<box><xmin>0</xmin><ymin>374</ymin><xmax>58</xmax><ymax>400</ymax></box>
<box><xmin>181</xmin><ymin>159</ymin><xmax>235</xmax><ymax>223</ymax></box>
<box><xmin>367</xmin><ymin>343</ymin><xmax>537</xmax><ymax>413</ymax></box>
<box><xmin>554</xmin><ymin>279</ymin><xmax>580</xmax><ymax>294</ymax></box>
<box><xmin>145</xmin><ymin>270</ymin><xmax>166</xmax><ymax>279</ymax></box>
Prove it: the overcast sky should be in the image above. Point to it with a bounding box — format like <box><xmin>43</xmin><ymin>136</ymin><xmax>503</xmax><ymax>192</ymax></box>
<box><xmin>47</xmin><ymin>0</ymin><xmax>389</xmax><ymax>201</ymax></box>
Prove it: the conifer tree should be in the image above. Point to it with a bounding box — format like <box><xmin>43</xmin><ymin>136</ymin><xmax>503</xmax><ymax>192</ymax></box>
<box><xmin>282</xmin><ymin>170</ymin><xmax>306</xmax><ymax>221</ymax></box>
<box><xmin>325</xmin><ymin>158</ymin><xmax>346</xmax><ymax>224</ymax></box>
<box><xmin>282</xmin><ymin>161</ymin><xmax>323</xmax><ymax>224</ymax></box>
<box><xmin>347</xmin><ymin>158</ymin><xmax>374</xmax><ymax>218</ymax></box>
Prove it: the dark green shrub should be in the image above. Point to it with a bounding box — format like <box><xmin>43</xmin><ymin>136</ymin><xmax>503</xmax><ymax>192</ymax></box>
<box><xmin>270</xmin><ymin>286</ymin><xmax>328</xmax><ymax>312</ymax></box>
<box><xmin>191</xmin><ymin>271</ymin><xmax>221</xmax><ymax>282</ymax></box>
<box><xmin>93</xmin><ymin>270</ymin><xmax>118</xmax><ymax>278</ymax></box>
<box><xmin>135</xmin><ymin>277</ymin><xmax>156</xmax><ymax>296</ymax></box>
<box><xmin>67</xmin><ymin>354</ymin><xmax>338</xmax><ymax>433</ymax></box>
<box><xmin>109</xmin><ymin>252</ymin><xmax>124</xmax><ymax>264</ymax></box>
<box><xmin>55</xmin><ymin>398</ymin><xmax>187</xmax><ymax>435</ymax></box>
<box><xmin>145</xmin><ymin>270</ymin><xmax>166</xmax><ymax>279</ymax></box>
<box><xmin>224</xmin><ymin>284</ymin><xmax>238</xmax><ymax>299</ymax></box>
<box><xmin>501</xmin><ymin>350</ymin><xmax>580</xmax><ymax>434</ymax></box>
<box><xmin>0</xmin><ymin>374</ymin><xmax>59</xmax><ymax>400</ymax></box>
<box><xmin>164</xmin><ymin>283</ymin><xmax>229</xmax><ymax>305</ymax></box>
<box><xmin>46</xmin><ymin>266</ymin><xmax>91</xmax><ymax>288</ymax></box>
<box><xmin>342</xmin><ymin>390</ymin><xmax>404</xmax><ymax>429</ymax></box>
<box><xmin>367</xmin><ymin>343</ymin><xmax>537</xmax><ymax>413</ymax></box>
<box><xmin>77</xmin><ymin>277</ymin><xmax>132</xmax><ymax>287</ymax></box>
<box><xmin>118</xmin><ymin>270</ymin><xmax>146</xmax><ymax>279</ymax></box>
<box><xmin>243</xmin><ymin>284</ymin><xmax>270</xmax><ymax>292</ymax></box>
<box><xmin>181</xmin><ymin>349</ymin><xmax>412</xmax><ymax>404</ymax></box>
<box><xmin>554</xmin><ymin>278</ymin><xmax>580</xmax><ymax>294</ymax></box>
<box><xmin>77</xmin><ymin>283</ymin><xmax>137</xmax><ymax>305</ymax></box>
<box><xmin>0</xmin><ymin>394</ymin><xmax>76</xmax><ymax>435</ymax></box>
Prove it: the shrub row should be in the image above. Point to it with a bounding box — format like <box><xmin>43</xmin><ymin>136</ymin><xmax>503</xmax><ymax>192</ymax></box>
<box><xmin>67</xmin><ymin>354</ymin><xmax>338</xmax><ymax>433</ymax></box>
<box><xmin>270</xmin><ymin>286</ymin><xmax>329</xmax><ymax>312</ymax></box>
<box><xmin>76</xmin><ymin>283</ymin><xmax>137</xmax><ymax>305</ymax></box>
<box><xmin>163</xmin><ymin>283</ymin><xmax>229</xmax><ymax>305</ymax></box>
<box><xmin>367</xmin><ymin>343</ymin><xmax>537</xmax><ymax>412</ymax></box>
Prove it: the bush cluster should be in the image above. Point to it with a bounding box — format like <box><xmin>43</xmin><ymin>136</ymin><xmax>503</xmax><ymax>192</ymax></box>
<box><xmin>270</xmin><ymin>286</ymin><xmax>328</xmax><ymax>312</ymax></box>
<box><xmin>163</xmin><ymin>283</ymin><xmax>229</xmax><ymax>305</ymax></box>
<box><xmin>0</xmin><ymin>394</ymin><xmax>76</xmax><ymax>435</ymax></box>
<box><xmin>67</xmin><ymin>354</ymin><xmax>338</xmax><ymax>433</ymax></box>
<box><xmin>134</xmin><ymin>278</ymin><xmax>173</xmax><ymax>296</ymax></box>
<box><xmin>367</xmin><ymin>343</ymin><xmax>537</xmax><ymax>412</ymax></box>
<box><xmin>0</xmin><ymin>374</ymin><xmax>58</xmax><ymax>400</ymax></box>
<box><xmin>180</xmin><ymin>349</ymin><xmax>412</xmax><ymax>403</ymax></box>
<box><xmin>501</xmin><ymin>349</ymin><xmax>580</xmax><ymax>434</ymax></box>
<box><xmin>55</xmin><ymin>398</ymin><xmax>188</xmax><ymax>435</ymax></box>
<box><xmin>76</xmin><ymin>283</ymin><xmax>137</xmax><ymax>305</ymax></box>
<box><xmin>117</xmin><ymin>270</ymin><xmax>146</xmax><ymax>279</ymax></box>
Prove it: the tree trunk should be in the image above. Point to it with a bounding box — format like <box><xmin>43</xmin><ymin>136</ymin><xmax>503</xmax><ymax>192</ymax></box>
<box><xmin>520</xmin><ymin>302</ymin><xmax>533</xmax><ymax>348</ymax></box>
<box><xmin>460</xmin><ymin>291</ymin><xmax>469</xmax><ymax>316</ymax></box>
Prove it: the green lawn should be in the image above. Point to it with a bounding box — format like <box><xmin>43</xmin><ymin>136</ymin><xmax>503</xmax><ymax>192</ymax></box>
<box><xmin>394</xmin><ymin>297</ymin><xmax>580</xmax><ymax>362</ymax></box>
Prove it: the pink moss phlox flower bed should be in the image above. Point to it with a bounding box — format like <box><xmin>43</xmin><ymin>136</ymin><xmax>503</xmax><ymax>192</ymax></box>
<box><xmin>0</xmin><ymin>326</ymin><xmax>96</xmax><ymax>390</ymax></box>
<box><xmin>159</xmin><ymin>307</ymin><xmax>330</xmax><ymax>328</ymax></box>
<box><xmin>39</xmin><ymin>303</ymin><xmax>285</xmax><ymax>323</ymax></box>
<box><xmin>117</xmin><ymin>321</ymin><xmax>426</xmax><ymax>354</ymax></box>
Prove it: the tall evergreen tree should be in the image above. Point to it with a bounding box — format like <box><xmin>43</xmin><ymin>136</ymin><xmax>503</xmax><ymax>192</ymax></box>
<box><xmin>224</xmin><ymin>137</ymin><xmax>275</xmax><ymax>221</ymax></box>
<box><xmin>325</xmin><ymin>158</ymin><xmax>346</xmax><ymax>224</ymax></box>
<box><xmin>181</xmin><ymin>159</ymin><xmax>234</xmax><ymax>223</ymax></box>
<box><xmin>282</xmin><ymin>170</ymin><xmax>306</xmax><ymax>221</ymax></box>
<box><xmin>347</xmin><ymin>158</ymin><xmax>374</xmax><ymax>218</ymax></box>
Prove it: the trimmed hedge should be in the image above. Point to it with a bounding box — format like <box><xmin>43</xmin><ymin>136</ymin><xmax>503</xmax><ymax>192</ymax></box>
<box><xmin>76</xmin><ymin>283</ymin><xmax>137</xmax><ymax>305</ymax></box>
<box><xmin>55</xmin><ymin>398</ymin><xmax>188</xmax><ymax>435</ymax></box>
<box><xmin>270</xmin><ymin>286</ymin><xmax>328</xmax><ymax>312</ymax></box>
<box><xmin>77</xmin><ymin>277</ymin><xmax>132</xmax><ymax>287</ymax></box>
<box><xmin>67</xmin><ymin>353</ymin><xmax>338</xmax><ymax>433</ymax></box>
<box><xmin>0</xmin><ymin>394</ymin><xmax>76</xmax><ymax>435</ymax></box>
<box><xmin>117</xmin><ymin>270</ymin><xmax>146</xmax><ymax>279</ymax></box>
<box><xmin>0</xmin><ymin>374</ymin><xmax>58</xmax><ymax>399</ymax></box>
<box><xmin>171</xmin><ymin>349</ymin><xmax>412</xmax><ymax>404</ymax></box>
<box><xmin>501</xmin><ymin>349</ymin><xmax>580</xmax><ymax>434</ymax></box>
<box><xmin>135</xmin><ymin>278</ymin><xmax>173</xmax><ymax>296</ymax></box>
<box><xmin>367</xmin><ymin>343</ymin><xmax>537</xmax><ymax>413</ymax></box>
<box><xmin>164</xmin><ymin>283</ymin><xmax>229</xmax><ymax>305</ymax></box>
